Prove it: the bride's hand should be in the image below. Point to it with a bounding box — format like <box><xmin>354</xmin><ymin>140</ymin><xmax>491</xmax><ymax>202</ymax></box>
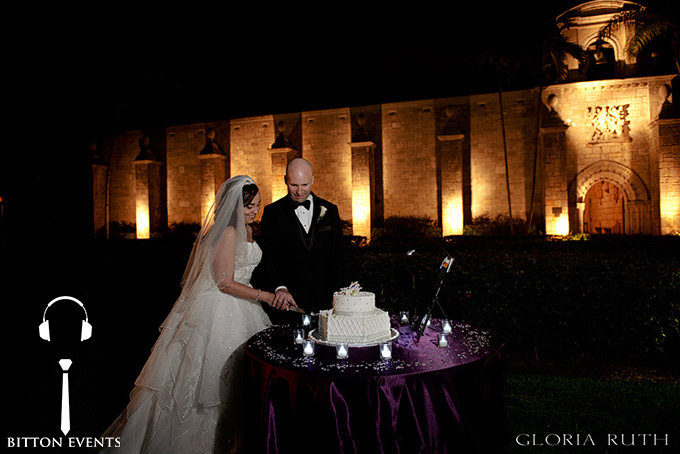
<box><xmin>272</xmin><ymin>288</ymin><xmax>298</xmax><ymax>311</ymax></box>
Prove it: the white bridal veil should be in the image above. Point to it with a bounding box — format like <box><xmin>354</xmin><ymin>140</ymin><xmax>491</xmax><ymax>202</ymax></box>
<box><xmin>100</xmin><ymin>175</ymin><xmax>262</xmax><ymax>453</ymax></box>
<box><xmin>176</xmin><ymin>175</ymin><xmax>255</xmax><ymax>311</ymax></box>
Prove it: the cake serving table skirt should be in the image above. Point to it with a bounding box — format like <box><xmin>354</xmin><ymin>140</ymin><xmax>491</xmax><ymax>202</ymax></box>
<box><xmin>243</xmin><ymin>318</ymin><xmax>507</xmax><ymax>454</ymax></box>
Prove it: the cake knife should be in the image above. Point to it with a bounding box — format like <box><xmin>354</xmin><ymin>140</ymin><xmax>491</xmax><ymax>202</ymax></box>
<box><xmin>288</xmin><ymin>306</ymin><xmax>305</xmax><ymax>314</ymax></box>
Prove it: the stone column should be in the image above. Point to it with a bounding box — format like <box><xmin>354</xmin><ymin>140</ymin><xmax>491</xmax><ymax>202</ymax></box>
<box><xmin>541</xmin><ymin>125</ymin><xmax>569</xmax><ymax>235</ymax></box>
<box><xmin>652</xmin><ymin>84</ymin><xmax>680</xmax><ymax>234</ymax></box>
<box><xmin>349</xmin><ymin>141</ymin><xmax>376</xmax><ymax>240</ymax></box>
<box><xmin>576</xmin><ymin>201</ymin><xmax>585</xmax><ymax>234</ymax></box>
<box><xmin>268</xmin><ymin>147</ymin><xmax>294</xmax><ymax>203</ymax></box>
<box><xmin>541</xmin><ymin>95</ymin><xmax>570</xmax><ymax>235</ymax></box>
<box><xmin>133</xmin><ymin>159</ymin><xmax>162</xmax><ymax>239</ymax></box>
<box><xmin>437</xmin><ymin>134</ymin><xmax>465</xmax><ymax>235</ymax></box>
<box><xmin>197</xmin><ymin>153</ymin><xmax>228</xmax><ymax>222</ymax></box>
<box><xmin>90</xmin><ymin>142</ymin><xmax>108</xmax><ymax>238</ymax></box>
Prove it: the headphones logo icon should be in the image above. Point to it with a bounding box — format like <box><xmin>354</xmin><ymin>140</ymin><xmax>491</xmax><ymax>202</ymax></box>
<box><xmin>39</xmin><ymin>296</ymin><xmax>93</xmax><ymax>342</ymax></box>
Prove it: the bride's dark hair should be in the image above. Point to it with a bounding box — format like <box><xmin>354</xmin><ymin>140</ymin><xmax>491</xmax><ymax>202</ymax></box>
<box><xmin>243</xmin><ymin>183</ymin><xmax>259</xmax><ymax>206</ymax></box>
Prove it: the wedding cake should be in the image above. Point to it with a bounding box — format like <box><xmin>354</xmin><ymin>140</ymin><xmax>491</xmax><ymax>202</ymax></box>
<box><xmin>318</xmin><ymin>282</ymin><xmax>392</xmax><ymax>343</ymax></box>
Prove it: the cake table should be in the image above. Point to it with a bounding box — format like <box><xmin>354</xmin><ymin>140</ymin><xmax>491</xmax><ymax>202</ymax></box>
<box><xmin>243</xmin><ymin>317</ymin><xmax>506</xmax><ymax>453</ymax></box>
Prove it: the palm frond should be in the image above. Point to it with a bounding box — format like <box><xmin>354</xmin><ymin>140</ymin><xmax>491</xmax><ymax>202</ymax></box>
<box><xmin>626</xmin><ymin>22</ymin><xmax>675</xmax><ymax>57</ymax></box>
<box><xmin>597</xmin><ymin>7</ymin><xmax>647</xmax><ymax>41</ymax></box>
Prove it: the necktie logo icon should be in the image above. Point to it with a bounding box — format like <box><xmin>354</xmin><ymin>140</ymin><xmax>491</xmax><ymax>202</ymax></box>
<box><xmin>39</xmin><ymin>296</ymin><xmax>93</xmax><ymax>435</ymax></box>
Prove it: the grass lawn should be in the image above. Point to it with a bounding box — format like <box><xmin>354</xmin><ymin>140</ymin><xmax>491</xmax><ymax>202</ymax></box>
<box><xmin>502</xmin><ymin>373</ymin><xmax>680</xmax><ymax>452</ymax></box>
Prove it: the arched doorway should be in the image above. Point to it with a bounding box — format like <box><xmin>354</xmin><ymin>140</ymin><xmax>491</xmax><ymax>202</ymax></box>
<box><xmin>584</xmin><ymin>180</ymin><xmax>624</xmax><ymax>234</ymax></box>
<box><xmin>569</xmin><ymin>160</ymin><xmax>651</xmax><ymax>235</ymax></box>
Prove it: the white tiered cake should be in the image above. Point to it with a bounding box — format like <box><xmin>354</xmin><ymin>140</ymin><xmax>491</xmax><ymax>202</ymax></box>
<box><xmin>318</xmin><ymin>283</ymin><xmax>391</xmax><ymax>343</ymax></box>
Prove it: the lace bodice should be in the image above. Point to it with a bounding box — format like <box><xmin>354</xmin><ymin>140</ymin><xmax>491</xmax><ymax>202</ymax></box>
<box><xmin>233</xmin><ymin>241</ymin><xmax>262</xmax><ymax>285</ymax></box>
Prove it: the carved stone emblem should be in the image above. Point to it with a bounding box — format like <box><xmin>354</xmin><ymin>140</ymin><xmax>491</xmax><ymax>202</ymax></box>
<box><xmin>586</xmin><ymin>105</ymin><xmax>631</xmax><ymax>143</ymax></box>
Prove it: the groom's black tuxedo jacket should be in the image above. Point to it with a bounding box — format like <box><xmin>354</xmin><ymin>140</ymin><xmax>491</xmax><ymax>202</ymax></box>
<box><xmin>255</xmin><ymin>193</ymin><xmax>347</xmax><ymax>324</ymax></box>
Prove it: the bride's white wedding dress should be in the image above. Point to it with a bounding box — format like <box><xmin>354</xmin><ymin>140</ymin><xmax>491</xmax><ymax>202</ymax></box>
<box><xmin>102</xmin><ymin>241</ymin><xmax>270</xmax><ymax>453</ymax></box>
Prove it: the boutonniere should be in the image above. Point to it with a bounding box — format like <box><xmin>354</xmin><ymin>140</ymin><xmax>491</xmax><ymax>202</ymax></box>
<box><xmin>317</xmin><ymin>205</ymin><xmax>327</xmax><ymax>223</ymax></box>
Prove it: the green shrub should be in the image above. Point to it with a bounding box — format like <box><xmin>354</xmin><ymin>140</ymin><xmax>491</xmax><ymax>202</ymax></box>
<box><xmin>168</xmin><ymin>222</ymin><xmax>201</xmax><ymax>240</ymax></box>
<box><xmin>464</xmin><ymin>214</ymin><xmax>529</xmax><ymax>236</ymax></box>
<box><xmin>346</xmin><ymin>236</ymin><xmax>680</xmax><ymax>361</ymax></box>
<box><xmin>371</xmin><ymin>216</ymin><xmax>442</xmax><ymax>244</ymax></box>
<box><xmin>108</xmin><ymin>221</ymin><xmax>136</xmax><ymax>240</ymax></box>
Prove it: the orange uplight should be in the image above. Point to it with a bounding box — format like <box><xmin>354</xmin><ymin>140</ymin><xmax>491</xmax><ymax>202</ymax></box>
<box><xmin>136</xmin><ymin>203</ymin><xmax>150</xmax><ymax>239</ymax></box>
<box><xmin>352</xmin><ymin>186</ymin><xmax>371</xmax><ymax>240</ymax></box>
<box><xmin>442</xmin><ymin>198</ymin><xmax>464</xmax><ymax>236</ymax></box>
<box><xmin>660</xmin><ymin>194</ymin><xmax>680</xmax><ymax>234</ymax></box>
<box><xmin>548</xmin><ymin>215</ymin><xmax>570</xmax><ymax>236</ymax></box>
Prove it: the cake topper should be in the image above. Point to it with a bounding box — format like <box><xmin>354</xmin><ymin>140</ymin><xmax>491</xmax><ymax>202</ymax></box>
<box><xmin>338</xmin><ymin>282</ymin><xmax>362</xmax><ymax>296</ymax></box>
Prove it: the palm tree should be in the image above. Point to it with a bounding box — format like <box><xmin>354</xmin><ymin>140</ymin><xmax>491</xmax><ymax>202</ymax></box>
<box><xmin>597</xmin><ymin>1</ymin><xmax>679</xmax><ymax>77</ymax></box>
<box><xmin>475</xmin><ymin>50</ymin><xmax>522</xmax><ymax>235</ymax></box>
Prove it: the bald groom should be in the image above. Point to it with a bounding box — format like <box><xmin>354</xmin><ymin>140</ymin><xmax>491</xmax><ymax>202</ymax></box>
<box><xmin>255</xmin><ymin>158</ymin><xmax>347</xmax><ymax>324</ymax></box>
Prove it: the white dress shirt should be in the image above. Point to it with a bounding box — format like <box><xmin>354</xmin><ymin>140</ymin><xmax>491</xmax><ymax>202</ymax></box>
<box><xmin>294</xmin><ymin>194</ymin><xmax>314</xmax><ymax>234</ymax></box>
<box><xmin>276</xmin><ymin>195</ymin><xmax>314</xmax><ymax>293</ymax></box>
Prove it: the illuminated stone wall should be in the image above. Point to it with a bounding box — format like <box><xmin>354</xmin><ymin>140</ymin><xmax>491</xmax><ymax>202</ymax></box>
<box><xmin>470</xmin><ymin>90</ymin><xmax>538</xmax><ymax>220</ymax></box>
<box><xmin>657</xmin><ymin>120</ymin><xmax>680</xmax><ymax>234</ymax></box>
<box><xmin>382</xmin><ymin>100</ymin><xmax>438</xmax><ymax>219</ymax></box>
<box><xmin>543</xmin><ymin>74</ymin><xmax>677</xmax><ymax>234</ymax></box>
<box><xmin>107</xmin><ymin>131</ymin><xmax>140</xmax><ymax>226</ymax></box>
<box><xmin>230</xmin><ymin>116</ymin><xmax>276</xmax><ymax>209</ymax></box>
<box><xmin>96</xmin><ymin>74</ymin><xmax>679</xmax><ymax>237</ymax></box>
<box><xmin>302</xmin><ymin>108</ymin><xmax>352</xmax><ymax>220</ymax></box>
<box><xmin>166</xmin><ymin>124</ymin><xmax>205</xmax><ymax>224</ymax></box>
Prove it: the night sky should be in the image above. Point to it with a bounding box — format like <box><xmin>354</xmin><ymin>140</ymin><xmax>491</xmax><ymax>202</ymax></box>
<box><xmin>2</xmin><ymin>0</ymin><xmax>676</xmax><ymax>249</ymax></box>
<box><xmin>0</xmin><ymin>3</ymin><xmax>555</xmax><ymax>243</ymax></box>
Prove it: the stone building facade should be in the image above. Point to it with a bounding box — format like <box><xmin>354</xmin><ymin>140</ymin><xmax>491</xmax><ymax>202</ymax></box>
<box><xmin>91</xmin><ymin>1</ymin><xmax>680</xmax><ymax>238</ymax></box>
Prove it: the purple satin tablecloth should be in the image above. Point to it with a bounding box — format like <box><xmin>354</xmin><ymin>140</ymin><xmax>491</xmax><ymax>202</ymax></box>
<box><xmin>244</xmin><ymin>317</ymin><xmax>506</xmax><ymax>453</ymax></box>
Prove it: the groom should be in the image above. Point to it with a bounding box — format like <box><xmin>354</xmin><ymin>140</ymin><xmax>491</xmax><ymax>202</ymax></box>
<box><xmin>256</xmin><ymin>158</ymin><xmax>347</xmax><ymax>324</ymax></box>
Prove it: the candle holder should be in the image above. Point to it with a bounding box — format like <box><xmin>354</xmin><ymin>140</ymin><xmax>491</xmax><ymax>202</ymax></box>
<box><xmin>302</xmin><ymin>339</ymin><xmax>315</xmax><ymax>357</ymax></box>
<box><xmin>335</xmin><ymin>343</ymin><xmax>349</xmax><ymax>359</ymax></box>
<box><xmin>302</xmin><ymin>314</ymin><xmax>312</xmax><ymax>327</ymax></box>
<box><xmin>399</xmin><ymin>311</ymin><xmax>410</xmax><ymax>324</ymax></box>
<box><xmin>441</xmin><ymin>319</ymin><xmax>452</xmax><ymax>334</ymax></box>
<box><xmin>379</xmin><ymin>342</ymin><xmax>392</xmax><ymax>360</ymax></box>
<box><xmin>293</xmin><ymin>329</ymin><xmax>305</xmax><ymax>345</ymax></box>
<box><xmin>437</xmin><ymin>332</ymin><xmax>449</xmax><ymax>348</ymax></box>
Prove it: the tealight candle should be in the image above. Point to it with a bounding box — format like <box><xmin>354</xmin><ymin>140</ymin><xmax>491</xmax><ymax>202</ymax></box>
<box><xmin>302</xmin><ymin>314</ymin><xmax>311</xmax><ymax>327</ymax></box>
<box><xmin>379</xmin><ymin>342</ymin><xmax>392</xmax><ymax>360</ymax></box>
<box><xmin>438</xmin><ymin>332</ymin><xmax>449</xmax><ymax>348</ymax></box>
<box><xmin>442</xmin><ymin>319</ymin><xmax>452</xmax><ymax>334</ymax></box>
<box><xmin>399</xmin><ymin>311</ymin><xmax>409</xmax><ymax>324</ymax></box>
<box><xmin>293</xmin><ymin>329</ymin><xmax>304</xmax><ymax>344</ymax></box>
<box><xmin>336</xmin><ymin>343</ymin><xmax>349</xmax><ymax>359</ymax></box>
<box><xmin>302</xmin><ymin>339</ymin><xmax>315</xmax><ymax>357</ymax></box>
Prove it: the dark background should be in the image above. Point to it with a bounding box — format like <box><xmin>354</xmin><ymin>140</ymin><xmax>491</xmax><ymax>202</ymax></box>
<box><xmin>1</xmin><ymin>1</ymin><xmax>678</xmax><ymax>448</ymax></box>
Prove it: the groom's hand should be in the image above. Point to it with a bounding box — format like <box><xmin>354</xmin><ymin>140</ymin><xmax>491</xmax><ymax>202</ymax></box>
<box><xmin>273</xmin><ymin>288</ymin><xmax>298</xmax><ymax>311</ymax></box>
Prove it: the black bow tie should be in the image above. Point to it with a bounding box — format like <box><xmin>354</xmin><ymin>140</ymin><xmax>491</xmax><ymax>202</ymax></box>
<box><xmin>293</xmin><ymin>199</ymin><xmax>311</xmax><ymax>210</ymax></box>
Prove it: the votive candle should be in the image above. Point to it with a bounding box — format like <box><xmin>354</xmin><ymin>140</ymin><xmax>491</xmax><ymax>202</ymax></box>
<box><xmin>379</xmin><ymin>342</ymin><xmax>392</xmax><ymax>360</ymax></box>
<box><xmin>336</xmin><ymin>343</ymin><xmax>349</xmax><ymax>359</ymax></box>
<box><xmin>442</xmin><ymin>319</ymin><xmax>452</xmax><ymax>334</ymax></box>
<box><xmin>293</xmin><ymin>329</ymin><xmax>304</xmax><ymax>344</ymax></box>
<box><xmin>438</xmin><ymin>332</ymin><xmax>449</xmax><ymax>348</ymax></box>
<box><xmin>399</xmin><ymin>311</ymin><xmax>409</xmax><ymax>324</ymax></box>
<box><xmin>302</xmin><ymin>314</ymin><xmax>311</xmax><ymax>327</ymax></box>
<box><xmin>302</xmin><ymin>339</ymin><xmax>315</xmax><ymax>357</ymax></box>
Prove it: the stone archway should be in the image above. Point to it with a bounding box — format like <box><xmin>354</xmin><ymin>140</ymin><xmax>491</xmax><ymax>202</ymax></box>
<box><xmin>584</xmin><ymin>180</ymin><xmax>624</xmax><ymax>234</ymax></box>
<box><xmin>569</xmin><ymin>160</ymin><xmax>651</xmax><ymax>234</ymax></box>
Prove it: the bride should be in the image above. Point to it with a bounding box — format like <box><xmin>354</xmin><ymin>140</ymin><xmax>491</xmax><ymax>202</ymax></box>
<box><xmin>100</xmin><ymin>175</ymin><xmax>295</xmax><ymax>453</ymax></box>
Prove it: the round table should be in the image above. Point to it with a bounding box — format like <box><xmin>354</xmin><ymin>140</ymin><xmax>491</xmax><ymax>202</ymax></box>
<box><xmin>244</xmin><ymin>317</ymin><xmax>506</xmax><ymax>453</ymax></box>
